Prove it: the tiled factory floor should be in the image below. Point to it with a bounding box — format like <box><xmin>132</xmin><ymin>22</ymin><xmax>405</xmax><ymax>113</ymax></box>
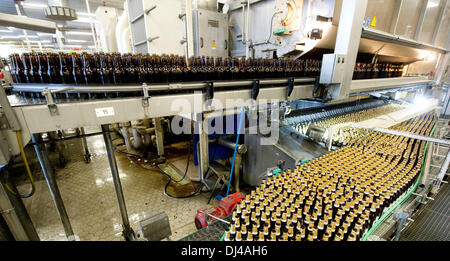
<box><xmin>14</xmin><ymin>128</ymin><xmax>214</xmax><ymax>241</ymax></box>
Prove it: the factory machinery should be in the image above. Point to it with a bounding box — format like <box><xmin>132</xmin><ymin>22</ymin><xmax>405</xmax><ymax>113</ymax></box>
<box><xmin>0</xmin><ymin>0</ymin><xmax>449</xmax><ymax>242</ymax></box>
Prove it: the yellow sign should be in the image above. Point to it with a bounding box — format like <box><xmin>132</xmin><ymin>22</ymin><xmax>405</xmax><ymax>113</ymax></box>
<box><xmin>370</xmin><ymin>14</ymin><xmax>377</xmax><ymax>27</ymax></box>
<box><xmin>212</xmin><ymin>40</ymin><xmax>216</xmax><ymax>48</ymax></box>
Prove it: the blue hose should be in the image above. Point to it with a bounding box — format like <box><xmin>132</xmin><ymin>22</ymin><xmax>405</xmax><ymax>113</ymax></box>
<box><xmin>226</xmin><ymin>107</ymin><xmax>245</xmax><ymax>197</ymax></box>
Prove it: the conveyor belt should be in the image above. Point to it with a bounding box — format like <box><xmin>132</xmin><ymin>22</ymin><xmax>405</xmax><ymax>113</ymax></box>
<box><xmin>400</xmin><ymin>183</ymin><xmax>449</xmax><ymax>241</ymax></box>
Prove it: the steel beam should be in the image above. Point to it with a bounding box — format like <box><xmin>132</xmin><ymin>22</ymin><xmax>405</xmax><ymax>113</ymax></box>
<box><xmin>0</xmin><ymin>13</ymin><xmax>57</xmax><ymax>34</ymax></box>
<box><xmin>15</xmin><ymin>83</ymin><xmax>316</xmax><ymax>134</ymax></box>
<box><xmin>414</xmin><ymin>0</ymin><xmax>428</xmax><ymax>41</ymax></box>
<box><xmin>330</xmin><ymin>0</ymin><xmax>368</xmax><ymax>99</ymax></box>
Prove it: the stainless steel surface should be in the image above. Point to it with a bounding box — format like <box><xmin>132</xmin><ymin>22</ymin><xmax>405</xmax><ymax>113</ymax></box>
<box><xmin>329</xmin><ymin>0</ymin><xmax>367</xmax><ymax>99</ymax></box>
<box><xmin>361</xmin><ymin>27</ymin><xmax>448</xmax><ymax>53</ymax></box>
<box><xmin>198</xmin><ymin>114</ymin><xmax>209</xmax><ymax>181</ymax></box>
<box><xmin>11</xmin><ymin>78</ymin><xmax>316</xmax><ymax>94</ymax></box>
<box><xmin>192</xmin><ymin>8</ymin><xmax>229</xmax><ymax>57</ymax></box>
<box><xmin>0</xmin><ymin>12</ymin><xmax>57</xmax><ymax>33</ymax></box>
<box><xmin>31</xmin><ymin>133</ymin><xmax>75</xmax><ymax>240</ymax></box>
<box><xmin>153</xmin><ymin>117</ymin><xmax>165</xmax><ymax>157</ymax></box>
<box><xmin>11</xmin><ymin>82</ymin><xmax>316</xmax><ymax>134</ymax></box>
<box><xmin>139</xmin><ymin>212</ymin><xmax>171</xmax><ymax>241</ymax></box>
<box><xmin>243</xmin><ymin>126</ymin><xmax>328</xmax><ymax>186</ymax></box>
<box><xmin>350</xmin><ymin>76</ymin><xmax>432</xmax><ymax>93</ymax></box>
<box><xmin>101</xmin><ymin>124</ymin><xmax>135</xmax><ymax>241</ymax></box>
<box><xmin>0</xmin><ymin>84</ymin><xmax>21</xmax><ymax>131</ymax></box>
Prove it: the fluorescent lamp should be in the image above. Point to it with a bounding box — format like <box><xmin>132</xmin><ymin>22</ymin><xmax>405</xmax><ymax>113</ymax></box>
<box><xmin>2</xmin><ymin>35</ymin><xmax>21</xmax><ymax>39</ymax></box>
<box><xmin>77</xmin><ymin>12</ymin><xmax>95</xmax><ymax>17</ymax></box>
<box><xmin>66</xmin><ymin>31</ymin><xmax>92</xmax><ymax>36</ymax></box>
<box><xmin>37</xmin><ymin>33</ymin><xmax>55</xmax><ymax>36</ymax></box>
<box><xmin>66</xmin><ymin>39</ymin><xmax>87</xmax><ymax>43</ymax></box>
<box><xmin>20</xmin><ymin>35</ymin><xmax>39</xmax><ymax>39</ymax></box>
<box><xmin>21</xmin><ymin>3</ymin><xmax>48</xmax><ymax>9</ymax></box>
<box><xmin>73</xmin><ymin>17</ymin><xmax>92</xmax><ymax>23</ymax></box>
<box><xmin>0</xmin><ymin>29</ymin><xmax>12</xmax><ymax>33</ymax></box>
<box><xmin>427</xmin><ymin>1</ymin><xmax>439</xmax><ymax>8</ymax></box>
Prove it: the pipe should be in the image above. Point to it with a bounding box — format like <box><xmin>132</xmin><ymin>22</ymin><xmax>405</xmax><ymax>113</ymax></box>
<box><xmin>217</xmin><ymin>136</ymin><xmax>246</xmax><ymax>154</ymax></box>
<box><xmin>131</xmin><ymin>127</ymin><xmax>143</xmax><ymax>149</ymax></box>
<box><xmin>226</xmin><ymin>106</ymin><xmax>245</xmax><ymax>196</ymax></box>
<box><xmin>246</xmin><ymin>0</ymin><xmax>250</xmax><ymax>59</ymax></box>
<box><xmin>101</xmin><ymin>124</ymin><xmax>135</xmax><ymax>241</ymax></box>
<box><xmin>31</xmin><ymin>133</ymin><xmax>75</xmax><ymax>240</ymax></box>
<box><xmin>120</xmin><ymin>125</ymin><xmax>132</xmax><ymax>153</ymax></box>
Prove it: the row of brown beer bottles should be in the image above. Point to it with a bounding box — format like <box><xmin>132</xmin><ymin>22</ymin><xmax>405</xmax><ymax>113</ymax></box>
<box><xmin>9</xmin><ymin>52</ymin><xmax>322</xmax><ymax>85</ymax></box>
<box><xmin>353</xmin><ymin>62</ymin><xmax>404</xmax><ymax>80</ymax></box>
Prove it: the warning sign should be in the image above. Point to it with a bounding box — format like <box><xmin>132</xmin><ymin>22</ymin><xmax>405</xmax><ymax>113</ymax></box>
<box><xmin>212</xmin><ymin>40</ymin><xmax>217</xmax><ymax>49</ymax></box>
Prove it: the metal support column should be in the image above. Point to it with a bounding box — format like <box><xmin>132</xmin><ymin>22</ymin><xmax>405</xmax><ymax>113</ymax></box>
<box><xmin>31</xmin><ymin>133</ymin><xmax>75</xmax><ymax>240</ymax></box>
<box><xmin>79</xmin><ymin>127</ymin><xmax>91</xmax><ymax>163</ymax></box>
<box><xmin>422</xmin><ymin>142</ymin><xmax>433</xmax><ymax>184</ymax></box>
<box><xmin>153</xmin><ymin>118</ymin><xmax>165</xmax><ymax>157</ymax></box>
<box><xmin>330</xmin><ymin>0</ymin><xmax>368</xmax><ymax>99</ymax></box>
<box><xmin>432</xmin><ymin>150</ymin><xmax>450</xmax><ymax>194</ymax></box>
<box><xmin>198</xmin><ymin>113</ymin><xmax>209</xmax><ymax>185</ymax></box>
<box><xmin>101</xmin><ymin>124</ymin><xmax>135</xmax><ymax>241</ymax></box>
<box><xmin>0</xmin><ymin>169</ymin><xmax>40</xmax><ymax>241</ymax></box>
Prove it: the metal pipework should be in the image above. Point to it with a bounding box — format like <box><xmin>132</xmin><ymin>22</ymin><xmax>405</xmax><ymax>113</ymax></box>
<box><xmin>31</xmin><ymin>133</ymin><xmax>75</xmax><ymax>241</ymax></box>
<box><xmin>101</xmin><ymin>124</ymin><xmax>135</xmax><ymax>241</ymax></box>
<box><xmin>217</xmin><ymin>136</ymin><xmax>247</xmax><ymax>155</ymax></box>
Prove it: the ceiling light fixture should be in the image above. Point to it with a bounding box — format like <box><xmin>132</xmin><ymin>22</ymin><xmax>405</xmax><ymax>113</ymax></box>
<box><xmin>21</xmin><ymin>3</ymin><xmax>48</xmax><ymax>9</ymax></box>
<box><xmin>66</xmin><ymin>39</ymin><xmax>87</xmax><ymax>43</ymax></box>
<box><xmin>66</xmin><ymin>31</ymin><xmax>92</xmax><ymax>35</ymax></box>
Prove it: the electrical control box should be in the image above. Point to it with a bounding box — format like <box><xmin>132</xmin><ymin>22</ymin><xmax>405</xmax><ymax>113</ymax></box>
<box><xmin>319</xmin><ymin>54</ymin><xmax>347</xmax><ymax>84</ymax></box>
<box><xmin>193</xmin><ymin>8</ymin><xmax>229</xmax><ymax>57</ymax></box>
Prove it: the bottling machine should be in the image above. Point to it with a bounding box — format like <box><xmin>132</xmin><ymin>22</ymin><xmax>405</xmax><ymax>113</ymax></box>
<box><xmin>0</xmin><ymin>0</ymin><xmax>448</xmax><ymax>241</ymax></box>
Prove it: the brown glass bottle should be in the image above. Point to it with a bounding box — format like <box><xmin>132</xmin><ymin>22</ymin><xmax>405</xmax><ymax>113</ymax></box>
<box><xmin>82</xmin><ymin>53</ymin><xmax>93</xmax><ymax>84</ymax></box>
<box><xmin>38</xmin><ymin>53</ymin><xmax>50</xmax><ymax>83</ymax></box>
<box><xmin>72</xmin><ymin>53</ymin><xmax>84</xmax><ymax>84</ymax></box>
<box><xmin>16</xmin><ymin>54</ymin><xmax>30</xmax><ymax>83</ymax></box>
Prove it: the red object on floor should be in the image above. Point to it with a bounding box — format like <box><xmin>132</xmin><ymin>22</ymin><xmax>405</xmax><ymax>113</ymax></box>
<box><xmin>219</xmin><ymin>192</ymin><xmax>245</xmax><ymax>215</ymax></box>
<box><xmin>194</xmin><ymin>192</ymin><xmax>244</xmax><ymax>229</ymax></box>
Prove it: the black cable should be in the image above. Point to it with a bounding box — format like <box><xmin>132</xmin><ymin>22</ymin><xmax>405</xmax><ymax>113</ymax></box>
<box><xmin>114</xmin><ymin>127</ymin><xmax>205</xmax><ymax>198</ymax></box>
<box><xmin>163</xmin><ymin>135</ymin><xmax>205</xmax><ymax>198</ymax></box>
